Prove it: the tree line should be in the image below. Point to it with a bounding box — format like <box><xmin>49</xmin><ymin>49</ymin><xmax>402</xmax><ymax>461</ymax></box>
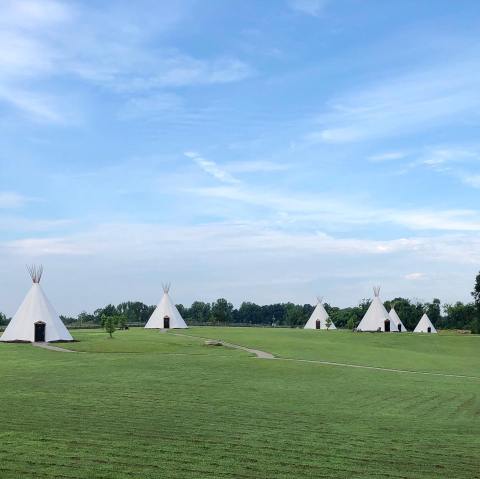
<box><xmin>1</xmin><ymin>273</ymin><xmax>480</xmax><ymax>332</ymax></box>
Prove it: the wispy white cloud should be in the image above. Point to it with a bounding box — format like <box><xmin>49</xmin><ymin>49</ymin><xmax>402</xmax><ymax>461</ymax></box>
<box><xmin>185</xmin><ymin>152</ymin><xmax>240</xmax><ymax>184</ymax></box>
<box><xmin>226</xmin><ymin>160</ymin><xmax>291</xmax><ymax>173</ymax></box>
<box><xmin>0</xmin><ymin>192</ymin><xmax>30</xmax><ymax>209</ymax></box>
<box><xmin>287</xmin><ymin>0</ymin><xmax>329</xmax><ymax>17</ymax></box>
<box><xmin>0</xmin><ymin>1</ymin><xmax>252</xmax><ymax>122</ymax></box>
<box><xmin>3</xmin><ymin>224</ymin><xmax>417</xmax><ymax>258</ymax></box>
<box><xmin>405</xmin><ymin>272</ymin><xmax>426</xmax><ymax>280</ymax></box>
<box><xmin>119</xmin><ymin>93</ymin><xmax>184</xmax><ymax>119</ymax></box>
<box><xmin>307</xmin><ymin>58</ymin><xmax>480</xmax><ymax>143</ymax></box>
<box><xmin>403</xmin><ymin>146</ymin><xmax>480</xmax><ymax>188</ymax></box>
<box><xmin>461</xmin><ymin>175</ymin><xmax>480</xmax><ymax>188</ymax></box>
<box><xmin>418</xmin><ymin>147</ymin><xmax>478</xmax><ymax>168</ymax></box>
<box><xmin>0</xmin><ymin>85</ymin><xmax>67</xmax><ymax>123</ymax></box>
<box><xmin>5</xmin><ymin>237</ymin><xmax>90</xmax><ymax>256</ymax></box>
<box><xmin>190</xmin><ymin>182</ymin><xmax>480</xmax><ymax>232</ymax></box>
<box><xmin>368</xmin><ymin>151</ymin><xmax>408</xmax><ymax>162</ymax></box>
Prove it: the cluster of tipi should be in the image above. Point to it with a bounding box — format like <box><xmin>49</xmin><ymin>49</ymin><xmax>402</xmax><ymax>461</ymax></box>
<box><xmin>305</xmin><ymin>287</ymin><xmax>437</xmax><ymax>333</ymax></box>
<box><xmin>0</xmin><ymin>267</ymin><xmax>187</xmax><ymax>343</ymax></box>
<box><xmin>1</xmin><ymin>268</ymin><xmax>436</xmax><ymax>344</ymax></box>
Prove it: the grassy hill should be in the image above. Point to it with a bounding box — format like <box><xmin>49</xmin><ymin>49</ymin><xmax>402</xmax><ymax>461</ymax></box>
<box><xmin>0</xmin><ymin>327</ymin><xmax>478</xmax><ymax>478</ymax></box>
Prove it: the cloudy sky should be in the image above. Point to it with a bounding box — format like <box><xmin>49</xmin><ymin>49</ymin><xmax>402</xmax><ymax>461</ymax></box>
<box><xmin>1</xmin><ymin>0</ymin><xmax>480</xmax><ymax>315</ymax></box>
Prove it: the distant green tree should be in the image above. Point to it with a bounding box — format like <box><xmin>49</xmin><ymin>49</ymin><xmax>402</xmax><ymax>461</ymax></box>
<box><xmin>116</xmin><ymin>301</ymin><xmax>153</xmax><ymax>323</ymax></box>
<box><xmin>425</xmin><ymin>298</ymin><xmax>441</xmax><ymax>327</ymax></box>
<box><xmin>211</xmin><ymin>299</ymin><xmax>234</xmax><ymax>324</ymax></box>
<box><xmin>188</xmin><ymin>301</ymin><xmax>211</xmax><ymax>323</ymax></box>
<box><xmin>325</xmin><ymin>317</ymin><xmax>332</xmax><ymax>330</ymax></box>
<box><xmin>347</xmin><ymin>316</ymin><xmax>355</xmax><ymax>330</ymax></box>
<box><xmin>116</xmin><ymin>314</ymin><xmax>128</xmax><ymax>330</ymax></box>
<box><xmin>59</xmin><ymin>315</ymin><xmax>76</xmax><ymax>325</ymax></box>
<box><xmin>94</xmin><ymin>304</ymin><xmax>117</xmax><ymax>323</ymax></box>
<box><xmin>0</xmin><ymin>312</ymin><xmax>9</xmax><ymax>326</ymax></box>
<box><xmin>471</xmin><ymin>272</ymin><xmax>480</xmax><ymax>334</ymax></box>
<box><xmin>236</xmin><ymin>302</ymin><xmax>264</xmax><ymax>324</ymax></box>
<box><xmin>442</xmin><ymin>302</ymin><xmax>476</xmax><ymax>330</ymax></box>
<box><xmin>77</xmin><ymin>311</ymin><xmax>95</xmax><ymax>326</ymax></box>
<box><xmin>102</xmin><ymin>315</ymin><xmax>116</xmax><ymax>338</ymax></box>
<box><xmin>285</xmin><ymin>304</ymin><xmax>305</xmax><ymax>328</ymax></box>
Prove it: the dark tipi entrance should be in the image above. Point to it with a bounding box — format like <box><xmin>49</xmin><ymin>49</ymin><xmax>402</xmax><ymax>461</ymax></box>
<box><xmin>34</xmin><ymin>322</ymin><xmax>46</xmax><ymax>342</ymax></box>
<box><xmin>427</xmin><ymin>327</ymin><xmax>431</xmax><ymax>333</ymax></box>
<box><xmin>315</xmin><ymin>320</ymin><xmax>320</xmax><ymax>329</ymax></box>
<box><xmin>397</xmin><ymin>324</ymin><xmax>402</xmax><ymax>332</ymax></box>
<box><xmin>163</xmin><ymin>316</ymin><xmax>170</xmax><ymax>329</ymax></box>
<box><xmin>384</xmin><ymin>319</ymin><xmax>391</xmax><ymax>332</ymax></box>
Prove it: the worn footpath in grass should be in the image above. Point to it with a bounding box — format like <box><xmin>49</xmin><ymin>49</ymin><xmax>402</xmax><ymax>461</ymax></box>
<box><xmin>0</xmin><ymin>328</ymin><xmax>478</xmax><ymax>479</ymax></box>
<box><xmin>181</xmin><ymin>327</ymin><xmax>480</xmax><ymax>376</ymax></box>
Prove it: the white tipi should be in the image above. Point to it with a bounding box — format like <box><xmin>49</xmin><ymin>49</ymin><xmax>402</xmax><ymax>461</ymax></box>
<box><xmin>304</xmin><ymin>297</ymin><xmax>336</xmax><ymax>330</ymax></box>
<box><xmin>413</xmin><ymin>313</ymin><xmax>437</xmax><ymax>333</ymax></box>
<box><xmin>357</xmin><ymin>287</ymin><xmax>393</xmax><ymax>332</ymax></box>
<box><xmin>145</xmin><ymin>283</ymin><xmax>188</xmax><ymax>329</ymax></box>
<box><xmin>389</xmin><ymin>307</ymin><xmax>407</xmax><ymax>332</ymax></box>
<box><xmin>0</xmin><ymin>266</ymin><xmax>73</xmax><ymax>343</ymax></box>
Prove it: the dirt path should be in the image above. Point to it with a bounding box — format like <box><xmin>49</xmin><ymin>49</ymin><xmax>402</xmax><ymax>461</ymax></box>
<box><xmin>172</xmin><ymin>332</ymin><xmax>275</xmax><ymax>359</ymax></box>
<box><xmin>32</xmin><ymin>342</ymin><xmax>76</xmax><ymax>353</ymax></box>
<box><xmin>29</xmin><ymin>333</ymin><xmax>479</xmax><ymax>380</ymax></box>
<box><xmin>175</xmin><ymin>332</ymin><xmax>479</xmax><ymax>380</ymax></box>
<box><xmin>220</xmin><ymin>340</ymin><xmax>275</xmax><ymax>359</ymax></box>
<box><xmin>276</xmin><ymin>357</ymin><xmax>479</xmax><ymax>380</ymax></box>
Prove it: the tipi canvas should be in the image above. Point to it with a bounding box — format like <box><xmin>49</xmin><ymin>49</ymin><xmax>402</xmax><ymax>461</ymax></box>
<box><xmin>0</xmin><ymin>266</ymin><xmax>73</xmax><ymax>343</ymax></box>
<box><xmin>304</xmin><ymin>297</ymin><xmax>336</xmax><ymax>330</ymax></box>
<box><xmin>357</xmin><ymin>287</ymin><xmax>393</xmax><ymax>332</ymax></box>
<box><xmin>413</xmin><ymin>314</ymin><xmax>437</xmax><ymax>333</ymax></box>
<box><xmin>389</xmin><ymin>307</ymin><xmax>407</xmax><ymax>332</ymax></box>
<box><xmin>145</xmin><ymin>283</ymin><xmax>188</xmax><ymax>329</ymax></box>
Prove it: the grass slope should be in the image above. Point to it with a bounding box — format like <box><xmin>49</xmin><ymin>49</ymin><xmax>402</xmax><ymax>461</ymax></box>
<box><xmin>182</xmin><ymin>327</ymin><xmax>480</xmax><ymax>376</ymax></box>
<box><xmin>0</xmin><ymin>328</ymin><xmax>478</xmax><ymax>478</ymax></box>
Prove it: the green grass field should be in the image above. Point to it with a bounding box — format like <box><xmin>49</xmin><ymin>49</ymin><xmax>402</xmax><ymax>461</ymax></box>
<box><xmin>0</xmin><ymin>327</ymin><xmax>478</xmax><ymax>478</ymax></box>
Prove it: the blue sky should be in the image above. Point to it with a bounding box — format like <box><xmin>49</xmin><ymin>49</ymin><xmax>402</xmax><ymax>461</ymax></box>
<box><xmin>1</xmin><ymin>0</ymin><xmax>480</xmax><ymax>315</ymax></box>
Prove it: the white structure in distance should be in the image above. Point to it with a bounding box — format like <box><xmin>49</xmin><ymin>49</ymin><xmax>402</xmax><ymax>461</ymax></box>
<box><xmin>304</xmin><ymin>297</ymin><xmax>336</xmax><ymax>330</ymax></box>
<box><xmin>413</xmin><ymin>313</ymin><xmax>437</xmax><ymax>333</ymax></box>
<box><xmin>144</xmin><ymin>283</ymin><xmax>188</xmax><ymax>329</ymax></box>
<box><xmin>389</xmin><ymin>307</ymin><xmax>407</xmax><ymax>332</ymax></box>
<box><xmin>357</xmin><ymin>287</ymin><xmax>394</xmax><ymax>332</ymax></box>
<box><xmin>0</xmin><ymin>265</ymin><xmax>73</xmax><ymax>343</ymax></box>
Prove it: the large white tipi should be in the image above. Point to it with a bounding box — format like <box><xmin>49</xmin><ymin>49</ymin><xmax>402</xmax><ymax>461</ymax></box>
<box><xmin>304</xmin><ymin>297</ymin><xmax>336</xmax><ymax>330</ymax></box>
<box><xmin>413</xmin><ymin>313</ymin><xmax>437</xmax><ymax>333</ymax></box>
<box><xmin>0</xmin><ymin>266</ymin><xmax>73</xmax><ymax>343</ymax></box>
<box><xmin>145</xmin><ymin>283</ymin><xmax>188</xmax><ymax>329</ymax></box>
<box><xmin>357</xmin><ymin>287</ymin><xmax>393</xmax><ymax>332</ymax></box>
<box><xmin>389</xmin><ymin>307</ymin><xmax>407</xmax><ymax>332</ymax></box>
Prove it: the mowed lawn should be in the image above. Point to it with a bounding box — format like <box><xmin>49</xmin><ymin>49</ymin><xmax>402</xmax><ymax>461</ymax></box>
<box><xmin>0</xmin><ymin>328</ymin><xmax>478</xmax><ymax>478</ymax></box>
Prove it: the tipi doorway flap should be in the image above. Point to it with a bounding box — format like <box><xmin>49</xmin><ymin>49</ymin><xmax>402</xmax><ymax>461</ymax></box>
<box><xmin>34</xmin><ymin>322</ymin><xmax>46</xmax><ymax>342</ymax></box>
<box><xmin>163</xmin><ymin>316</ymin><xmax>170</xmax><ymax>329</ymax></box>
<box><xmin>315</xmin><ymin>320</ymin><xmax>320</xmax><ymax>329</ymax></box>
<box><xmin>384</xmin><ymin>319</ymin><xmax>391</xmax><ymax>332</ymax></box>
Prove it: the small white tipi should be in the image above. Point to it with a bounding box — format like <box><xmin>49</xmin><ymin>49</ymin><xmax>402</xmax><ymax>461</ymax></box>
<box><xmin>357</xmin><ymin>287</ymin><xmax>393</xmax><ymax>332</ymax></box>
<box><xmin>145</xmin><ymin>283</ymin><xmax>188</xmax><ymax>329</ymax></box>
<box><xmin>413</xmin><ymin>313</ymin><xmax>437</xmax><ymax>333</ymax></box>
<box><xmin>389</xmin><ymin>307</ymin><xmax>407</xmax><ymax>332</ymax></box>
<box><xmin>304</xmin><ymin>297</ymin><xmax>336</xmax><ymax>330</ymax></box>
<box><xmin>0</xmin><ymin>266</ymin><xmax>73</xmax><ymax>343</ymax></box>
